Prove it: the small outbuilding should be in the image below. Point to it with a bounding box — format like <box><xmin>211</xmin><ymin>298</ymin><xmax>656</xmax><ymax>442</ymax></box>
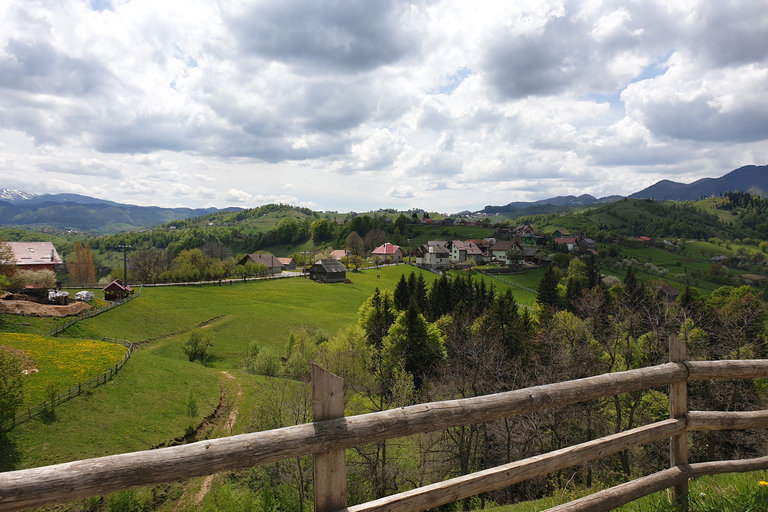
<box><xmin>102</xmin><ymin>278</ymin><xmax>133</xmax><ymax>301</ymax></box>
<box><xmin>309</xmin><ymin>259</ymin><xmax>347</xmax><ymax>283</ymax></box>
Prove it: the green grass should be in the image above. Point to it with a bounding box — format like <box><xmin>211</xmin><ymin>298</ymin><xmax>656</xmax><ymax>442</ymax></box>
<box><xmin>1</xmin><ymin>347</ymin><xmax>220</xmax><ymax>470</ymax></box>
<box><xmin>1</xmin><ymin>264</ymin><xmax>440</xmax><ymax>471</ymax></box>
<box><xmin>0</xmin><ymin>333</ymin><xmax>127</xmax><ymax>405</ymax></box>
<box><xmin>57</xmin><ymin>266</ymin><xmax>438</xmax><ymax>368</ymax></box>
<box><xmin>489</xmin><ymin>471</ymin><xmax>768</xmax><ymax>512</ymax></box>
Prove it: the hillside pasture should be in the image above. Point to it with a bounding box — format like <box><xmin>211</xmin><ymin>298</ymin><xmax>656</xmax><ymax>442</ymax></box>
<box><xmin>58</xmin><ymin>265</ymin><xmax>439</xmax><ymax>368</ymax></box>
<box><xmin>0</xmin><ymin>333</ymin><xmax>127</xmax><ymax>406</ymax></box>
<box><xmin>2</xmin><ymin>348</ymin><xmax>221</xmax><ymax>471</ymax></box>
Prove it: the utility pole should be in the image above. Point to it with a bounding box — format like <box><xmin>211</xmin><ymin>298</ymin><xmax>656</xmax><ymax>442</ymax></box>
<box><xmin>118</xmin><ymin>245</ymin><xmax>131</xmax><ymax>284</ymax></box>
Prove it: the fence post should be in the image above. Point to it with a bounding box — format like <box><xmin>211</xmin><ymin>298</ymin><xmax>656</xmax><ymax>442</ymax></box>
<box><xmin>669</xmin><ymin>334</ymin><xmax>688</xmax><ymax>509</ymax></box>
<box><xmin>312</xmin><ymin>363</ymin><xmax>347</xmax><ymax>512</ymax></box>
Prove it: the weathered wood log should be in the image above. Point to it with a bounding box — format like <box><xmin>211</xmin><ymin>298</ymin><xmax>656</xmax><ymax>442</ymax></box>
<box><xmin>687</xmin><ymin>360</ymin><xmax>768</xmax><ymax>380</ymax></box>
<box><xmin>542</xmin><ymin>455</ymin><xmax>768</xmax><ymax>512</ymax></box>
<box><xmin>668</xmin><ymin>335</ymin><xmax>688</xmax><ymax>506</ymax></box>
<box><xmin>688</xmin><ymin>454</ymin><xmax>768</xmax><ymax>477</ymax></box>
<box><xmin>543</xmin><ymin>467</ymin><xmax>687</xmax><ymax>512</ymax></box>
<box><xmin>342</xmin><ymin>420</ymin><xmax>685</xmax><ymax>512</ymax></box>
<box><xmin>313</xmin><ymin>364</ymin><xmax>347</xmax><ymax>512</ymax></box>
<box><xmin>0</xmin><ymin>363</ymin><xmax>687</xmax><ymax>512</ymax></box>
<box><xmin>688</xmin><ymin>410</ymin><xmax>768</xmax><ymax>431</ymax></box>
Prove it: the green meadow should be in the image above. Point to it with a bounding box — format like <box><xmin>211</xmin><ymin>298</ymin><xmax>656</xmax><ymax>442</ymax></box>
<box><xmin>1</xmin><ymin>265</ymin><xmax>438</xmax><ymax>471</ymax></box>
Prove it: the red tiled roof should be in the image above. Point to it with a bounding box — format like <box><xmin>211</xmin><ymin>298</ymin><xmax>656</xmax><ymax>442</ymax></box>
<box><xmin>372</xmin><ymin>243</ymin><xmax>401</xmax><ymax>255</ymax></box>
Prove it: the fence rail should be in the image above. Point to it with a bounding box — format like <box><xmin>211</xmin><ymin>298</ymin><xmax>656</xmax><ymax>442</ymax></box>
<box><xmin>46</xmin><ymin>286</ymin><xmax>142</xmax><ymax>337</ymax></box>
<box><xmin>2</xmin><ymin>338</ymin><xmax>768</xmax><ymax>512</ymax></box>
<box><xmin>0</xmin><ymin>339</ymin><xmax>133</xmax><ymax>432</ymax></box>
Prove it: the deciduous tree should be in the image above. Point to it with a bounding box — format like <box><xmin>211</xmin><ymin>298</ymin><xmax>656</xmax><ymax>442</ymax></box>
<box><xmin>68</xmin><ymin>242</ymin><xmax>96</xmax><ymax>284</ymax></box>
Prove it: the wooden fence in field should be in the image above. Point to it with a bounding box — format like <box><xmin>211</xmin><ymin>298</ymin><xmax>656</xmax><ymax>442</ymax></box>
<box><xmin>47</xmin><ymin>286</ymin><xmax>143</xmax><ymax>337</ymax></box>
<box><xmin>0</xmin><ymin>339</ymin><xmax>133</xmax><ymax>432</ymax></box>
<box><xmin>3</xmin><ymin>336</ymin><xmax>768</xmax><ymax>512</ymax></box>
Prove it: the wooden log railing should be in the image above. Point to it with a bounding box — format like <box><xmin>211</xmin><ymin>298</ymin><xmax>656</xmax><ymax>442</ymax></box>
<box><xmin>2</xmin><ymin>337</ymin><xmax>768</xmax><ymax>512</ymax></box>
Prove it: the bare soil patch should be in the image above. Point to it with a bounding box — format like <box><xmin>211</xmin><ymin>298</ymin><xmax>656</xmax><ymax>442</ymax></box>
<box><xmin>0</xmin><ymin>299</ymin><xmax>91</xmax><ymax>317</ymax></box>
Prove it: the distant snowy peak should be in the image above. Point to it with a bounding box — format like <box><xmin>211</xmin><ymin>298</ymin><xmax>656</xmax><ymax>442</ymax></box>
<box><xmin>0</xmin><ymin>188</ymin><xmax>38</xmax><ymax>202</ymax></box>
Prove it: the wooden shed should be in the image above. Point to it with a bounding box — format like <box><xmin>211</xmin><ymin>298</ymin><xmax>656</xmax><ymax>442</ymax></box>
<box><xmin>309</xmin><ymin>259</ymin><xmax>347</xmax><ymax>283</ymax></box>
<box><xmin>102</xmin><ymin>278</ymin><xmax>133</xmax><ymax>301</ymax></box>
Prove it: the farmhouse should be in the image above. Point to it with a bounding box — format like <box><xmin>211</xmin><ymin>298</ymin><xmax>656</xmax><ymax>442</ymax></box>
<box><xmin>276</xmin><ymin>257</ymin><xmax>296</xmax><ymax>271</ymax></box>
<box><xmin>329</xmin><ymin>249</ymin><xmax>350</xmax><ymax>260</ymax></box>
<box><xmin>102</xmin><ymin>278</ymin><xmax>133</xmax><ymax>301</ymax></box>
<box><xmin>309</xmin><ymin>259</ymin><xmax>347</xmax><ymax>283</ymax></box>
<box><xmin>554</xmin><ymin>237</ymin><xmax>578</xmax><ymax>251</ymax></box>
<box><xmin>490</xmin><ymin>240</ymin><xmax>525</xmax><ymax>266</ymax></box>
<box><xmin>237</xmin><ymin>253</ymin><xmax>283</xmax><ymax>275</ymax></box>
<box><xmin>6</xmin><ymin>242</ymin><xmax>63</xmax><ymax>272</ymax></box>
<box><xmin>372</xmin><ymin>243</ymin><xmax>402</xmax><ymax>263</ymax></box>
<box><xmin>414</xmin><ymin>241</ymin><xmax>450</xmax><ymax>270</ymax></box>
<box><xmin>450</xmin><ymin>240</ymin><xmax>483</xmax><ymax>263</ymax></box>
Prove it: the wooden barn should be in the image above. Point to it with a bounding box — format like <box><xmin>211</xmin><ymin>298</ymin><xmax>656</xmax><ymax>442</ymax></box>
<box><xmin>309</xmin><ymin>259</ymin><xmax>347</xmax><ymax>283</ymax></box>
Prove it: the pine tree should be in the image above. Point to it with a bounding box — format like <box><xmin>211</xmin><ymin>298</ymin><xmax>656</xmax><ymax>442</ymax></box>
<box><xmin>537</xmin><ymin>265</ymin><xmax>561</xmax><ymax>309</ymax></box>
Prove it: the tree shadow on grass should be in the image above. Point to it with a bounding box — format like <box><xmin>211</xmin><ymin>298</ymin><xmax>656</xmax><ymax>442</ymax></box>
<box><xmin>0</xmin><ymin>432</ymin><xmax>21</xmax><ymax>471</ymax></box>
<box><xmin>40</xmin><ymin>408</ymin><xmax>57</xmax><ymax>424</ymax></box>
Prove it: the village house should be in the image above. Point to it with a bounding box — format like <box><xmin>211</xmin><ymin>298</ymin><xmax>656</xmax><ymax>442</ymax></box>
<box><xmin>102</xmin><ymin>278</ymin><xmax>133</xmax><ymax>301</ymax></box>
<box><xmin>523</xmin><ymin>247</ymin><xmax>542</xmax><ymax>264</ymax></box>
<box><xmin>469</xmin><ymin>239</ymin><xmax>493</xmax><ymax>260</ymax></box>
<box><xmin>414</xmin><ymin>241</ymin><xmax>450</xmax><ymax>270</ymax></box>
<box><xmin>6</xmin><ymin>242</ymin><xmax>63</xmax><ymax>272</ymax></box>
<box><xmin>514</xmin><ymin>224</ymin><xmax>535</xmax><ymax>236</ymax></box>
<box><xmin>276</xmin><ymin>257</ymin><xmax>296</xmax><ymax>271</ymax></box>
<box><xmin>490</xmin><ymin>240</ymin><xmax>525</xmax><ymax>266</ymax></box>
<box><xmin>450</xmin><ymin>240</ymin><xmax>484</xmax><ymax>263</ymax></box>
<box><xmin>236</xmin><ymin>253</ymin><xmax>283</xmax><ymax>275</ymax></box>
<box><xmin>329</xmin><ymin>249</ymin><xmax>350</xmax><ymax>260</ymax></box>
<box><xmin>372</xmin><ymin>243</ymin><xmax>402</xmax><ymax>263</ymax></box>
<box><xmin>554</xmin><ymin>237</ymin><xmax>578</xmax><ymax>251</ymax></box>
<box><xmin>309</xmin><ymin>259</ymin><xmax>347</xmax><ymax>283</ymax></box>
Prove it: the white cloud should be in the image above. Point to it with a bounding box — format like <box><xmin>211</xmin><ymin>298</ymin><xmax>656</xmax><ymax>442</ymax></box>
<box><xmin>0</xmin><ymin>0</ymin><xmax>765</xmax><ymax>213</ymax></box>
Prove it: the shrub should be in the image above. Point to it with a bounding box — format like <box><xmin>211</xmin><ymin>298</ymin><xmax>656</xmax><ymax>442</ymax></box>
<box><xmin>181</xmin><ymin>329</ymin><xmax>213</xmax><ymax>364</ymax></box>
<box><xmin>8</xmin><ymin>269</ymin><xmax>56</xmax><ymax>289</ymax></box>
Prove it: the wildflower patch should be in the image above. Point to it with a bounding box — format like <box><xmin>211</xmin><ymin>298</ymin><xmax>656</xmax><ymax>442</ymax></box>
<box><xmin>0</xmin><ymin>333</ymin><xmax>127</xmax><ymax>406</ymax></box>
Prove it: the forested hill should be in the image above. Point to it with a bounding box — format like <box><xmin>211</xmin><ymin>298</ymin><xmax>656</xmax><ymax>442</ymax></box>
<box><xmin>0</xmin><ymin>198</ymin><xmax>240</xmax><ymax>234</ymax></box>
<box><xmin>534</xmin><ymin>197</ymin><xmax>768</xmax><ymax>241</ymax></box>
<box><xmin>628</xmin><ymin>165</ymin><xmax>768</xmax><ymax>200</ymax></box>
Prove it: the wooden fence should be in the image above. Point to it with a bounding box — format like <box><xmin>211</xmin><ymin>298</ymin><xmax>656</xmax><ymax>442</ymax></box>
<box><xmin>0</xmin><ymin>339</ymin><xmax>133</xmax><ymax>432</ymax></box>
<box><xmin>2</xmin><ymin>336</ymin><xmax>768</xmax><ymax>512</ymax></box>
<box><xmin>47</xmin><ymin>286</ymin><xmax>143</xmax><ymax>337</ymax></box>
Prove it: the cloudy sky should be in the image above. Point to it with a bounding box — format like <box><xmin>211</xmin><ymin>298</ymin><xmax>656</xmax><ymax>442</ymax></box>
<box><xmin>1</xmin><ymin>0</ymin><xmax>767</xmax><ymax>213</ymax></box>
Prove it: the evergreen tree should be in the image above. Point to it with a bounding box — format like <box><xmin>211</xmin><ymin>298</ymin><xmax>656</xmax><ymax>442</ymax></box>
<box><xmin>393</xmin><ymin>274</ymin><xmax>410</xmax><ymax>311</ymax></box>
<box><xmin>358</xmin><ymin>288</ymin><xmax>396</xmax><ymax>349</ymax></box>
<box><xmin>383</xmin><ymin>299</ymin><xmax>446</xmax><ymax>390</ymax></box>
<box><xmin>585</xmin><ymin>255</ymin><xmax>601</xmax><ymax>289</ymax></box>
<box><xmin>537</xmin><ymin>265</ymin><xmax>561</xmax><ymax>309</ymax></box>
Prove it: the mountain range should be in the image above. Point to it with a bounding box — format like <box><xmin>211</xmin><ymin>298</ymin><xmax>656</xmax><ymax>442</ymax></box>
<box><xmin>1</xmin><ymin>165</ymin><xmax>766</xmax><ymax>232</ymax></box>
<box><xmin>0</xmin><ymin>190</ymin><xmax>239</xmax><ymax>234</ymax></box>
<box><xmin>482</xmin><ymin>165</ymin><xmax>767</xmax><ymax>216</ymax></box>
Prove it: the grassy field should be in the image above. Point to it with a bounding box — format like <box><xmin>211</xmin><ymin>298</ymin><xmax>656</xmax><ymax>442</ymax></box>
<box><xmin>58</xmin><ymin>265</ymin><xmax>439</xmax><ymax>367</ymax></box>
<box><xmin>0</xmin><ymin>264</ymin><xmax>438</xmax><ymax>472</ymax></box>
<box><xmin>0</xmin><ymin>333</ymin><xmax>127</xmax><ymax>406</ymax></box>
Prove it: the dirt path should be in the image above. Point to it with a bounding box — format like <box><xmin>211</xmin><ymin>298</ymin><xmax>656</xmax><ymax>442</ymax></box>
<box><xmin>172</xmin><ymin>371</ymin><xmax>243</xmax><ymax>510</ymax></box>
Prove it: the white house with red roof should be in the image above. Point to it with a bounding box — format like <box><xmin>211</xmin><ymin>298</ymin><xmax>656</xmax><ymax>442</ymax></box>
<box><xmin>371</xmin><ymin>242</ymin><xmax>402</xmax><ymax>263</ymax></box>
